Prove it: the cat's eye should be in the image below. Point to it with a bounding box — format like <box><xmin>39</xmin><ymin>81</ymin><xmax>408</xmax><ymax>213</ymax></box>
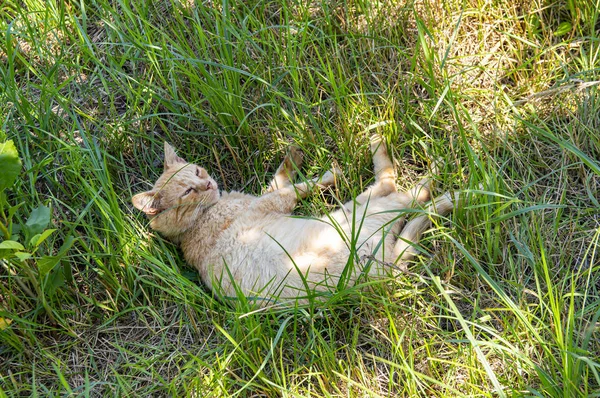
<box><xmin>183</xmin><ymin>187</ymin><xmax>195</xmax><ymax>196</ymax></box>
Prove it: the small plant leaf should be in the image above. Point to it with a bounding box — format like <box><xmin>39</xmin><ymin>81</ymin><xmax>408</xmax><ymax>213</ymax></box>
<box><xmin>0</xmin><ymin>318</ymin><xmax>12</xmax><ymax>330</ymax></box>
<box><xmin>0</xmin><ymin>140</ymin><xmax>22</xmax><ymax>192</ymax></box>
<box><xmin>554</xmin><ymin>21</ymin><xmax>572</xmax><ymax>36</ymax></box>
<box><xmin>30</xmin><ymin>229</ymin><xmax>56</xmax><ymax>248</ymax></box>
<box><xmin>14</xmin><ymin>252</ymin><xmax>32</xmax><ymax>261</ymax></box>
<box><xmin>37</xmin><ymin>236</ymin><xmax>74</xmax><ymax>278</ymax></box>
<box><xmin>11</xmin><ymin>225</ymin><xmax>22</xmax><ymax>236</ymax></box>
<box><xmin>182</xmin><ymin>269</ymin><xmax>200</xmax><ymax>282</ymax></box>
<box><xmin>62</xmin><ymin>261</ymin><xmax>73</xmax><ymax>284</ymax></box>
<box><xmin>8</xmin><ymin>202</ymin><xmax>25</xmax><ymax>219</ymax></box>
<box><xmin>45</xmin><ymin>266</ymin><xmax>66</xmax><ymax>296</ymax></box>
<box><xmin>25</xmin><ymin>205</ymin><xmax>51</xmax><ymax>237</ymax></box>
<box><xmin>0</xmin><ymin>240</ymin><xmax>25</xmax><ymax>250</ymax></box>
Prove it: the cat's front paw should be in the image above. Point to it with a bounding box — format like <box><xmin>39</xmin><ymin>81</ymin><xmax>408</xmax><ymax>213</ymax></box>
<box><xmin>287</xmin><ymin>146</ymin><xmax>304</xmax><ymax>169</ymax></box>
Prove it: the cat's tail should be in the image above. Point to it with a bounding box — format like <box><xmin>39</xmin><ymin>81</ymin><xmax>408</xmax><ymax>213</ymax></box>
<box><xmin>392</xmin><ymin>191</ymin><xmax>458</xmax><ymax>269</ymax></box>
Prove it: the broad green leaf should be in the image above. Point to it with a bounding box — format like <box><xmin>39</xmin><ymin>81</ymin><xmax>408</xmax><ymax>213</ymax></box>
<box><xmin>37</xmin><ymin>236</ymin><xmax>74</xmax><ymax>278</ymax></box>
<box><xmin>25</xmin><ymin>205</ymin><xmax>51</xmax><ymax>237</ymax></box>
<box><xmin>38</xmin><ymin>256</ymin><xmax>59</xmax><ymax>278</ymax></box>
<box><xmin>0</xmin><ymin>240</ymin><xmax>25</xmax><ymax>250</ymax></box>
<box><xmin>0</xmin><ymin>140</ymin><xmax>21</xmax><ymax>192</ymax></box>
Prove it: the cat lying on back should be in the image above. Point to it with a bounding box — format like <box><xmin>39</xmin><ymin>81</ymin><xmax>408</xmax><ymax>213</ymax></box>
<box><xmin>132</xmin><ymin>136</ymin><xmax>457</xmax><ymax>305</ymax></box>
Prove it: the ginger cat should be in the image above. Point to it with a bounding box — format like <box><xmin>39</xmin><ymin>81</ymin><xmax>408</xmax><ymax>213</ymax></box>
<box><xmin>132</xmin><ymin>137</ymin><xmax>456</xmax><ymax>305</ymax></box>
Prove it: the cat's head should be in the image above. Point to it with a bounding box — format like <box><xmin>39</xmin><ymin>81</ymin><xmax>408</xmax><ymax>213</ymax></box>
<box><xmin>132</xmin><ymin>142</ymin><xmax>219</xmax><ymax>236</ymax></box>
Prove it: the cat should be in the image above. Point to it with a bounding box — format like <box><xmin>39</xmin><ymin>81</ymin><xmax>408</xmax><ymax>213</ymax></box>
<box><xmin>132</xmin><ymin>136</ymin><xmax>457</xmax><ymax>305</ymax></box>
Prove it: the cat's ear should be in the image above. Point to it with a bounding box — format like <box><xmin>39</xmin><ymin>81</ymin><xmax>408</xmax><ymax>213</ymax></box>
<box><xmin>164</xmin><ymin>142</ymin><xmax>186</xmax><ymax>169</ymax></box>
<box><xmin>132</xmin><ymin>191</ymin><xmax>161</xmax><ymax>215</ymax></box>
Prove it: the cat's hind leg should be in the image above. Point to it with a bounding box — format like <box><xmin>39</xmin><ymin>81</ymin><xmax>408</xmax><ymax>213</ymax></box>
<box><xmin>266</xmin><ymin>146</ymin><xmax>304</xmax><ymax>192</ymax></box>
<box><xmin>391</xmin><ymin>191</ymin><xmax>457</xmax><ymax>271</ymax></box>
<box><xmin>404</xmin><ymin>161</ymin><xmax>440</xmax><ymax>204</ymax></box>
<box><xmin>406</xmin><ymin>175</ymin><xmax>432</xmax><ymax>204</ymax></box>
<box><xmin>352</xmin><ymin>135</ymin><xmax>398</xmax><ymax>206</ymax></box>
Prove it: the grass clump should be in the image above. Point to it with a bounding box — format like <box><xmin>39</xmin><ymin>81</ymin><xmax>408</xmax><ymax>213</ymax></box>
<box><xmin>1</xmin><ymin>0</ymin><xmax>599</xmax><ymax>396</ymax></box>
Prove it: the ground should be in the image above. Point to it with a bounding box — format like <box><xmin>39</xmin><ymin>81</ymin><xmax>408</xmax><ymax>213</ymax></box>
<box><xmin>0</xmin><ymin>0</ymin><xmax>599</xmax><ymax>396</ymax></box>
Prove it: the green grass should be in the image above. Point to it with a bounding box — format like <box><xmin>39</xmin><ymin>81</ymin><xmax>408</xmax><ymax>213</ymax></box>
<box><xmin>1</xmin><ymin>0</ymin><xmax>599</xmax><ymax>396</ymax></box>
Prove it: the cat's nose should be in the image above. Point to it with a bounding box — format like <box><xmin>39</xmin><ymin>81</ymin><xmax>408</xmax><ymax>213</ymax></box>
<box><xmin>205</xmin><ymin>181</ymin><xmax>213</xmax><ymax>191</ymax></box>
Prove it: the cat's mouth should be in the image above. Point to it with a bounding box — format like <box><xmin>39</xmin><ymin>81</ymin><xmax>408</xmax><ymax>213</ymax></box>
<box><xmin>147</xmin><ymin>208</ymin><xmax>164</xmax><ymax>217</ymax></box>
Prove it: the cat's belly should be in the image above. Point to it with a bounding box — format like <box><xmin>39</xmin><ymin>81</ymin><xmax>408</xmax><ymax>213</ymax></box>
<box><xmin>204</xmin><ymin>215</ymin><xmax>349</xmax><ymax>297</ymax></box>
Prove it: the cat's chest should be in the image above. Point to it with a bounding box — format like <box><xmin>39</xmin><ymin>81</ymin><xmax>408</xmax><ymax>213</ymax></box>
<box><xmin>180</xmin><ymin>194</ymin><xmax>254</xmax><ymax>258</ymax></box>
<box><xmin>207</xmin><ymin>197</ymin><xmax>252</xmax><ymax>231</ymax></box>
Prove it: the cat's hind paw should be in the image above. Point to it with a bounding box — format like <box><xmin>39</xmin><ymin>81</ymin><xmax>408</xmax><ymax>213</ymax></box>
<box><xmin>316</xmin><ymin>171</ymin><xmax>335</xmax><ymax>188</ymax></box>
<box><xmin>316</xmin><ymin>163</ymin><xmax>342</xmax><ymax>188</ymax></box>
